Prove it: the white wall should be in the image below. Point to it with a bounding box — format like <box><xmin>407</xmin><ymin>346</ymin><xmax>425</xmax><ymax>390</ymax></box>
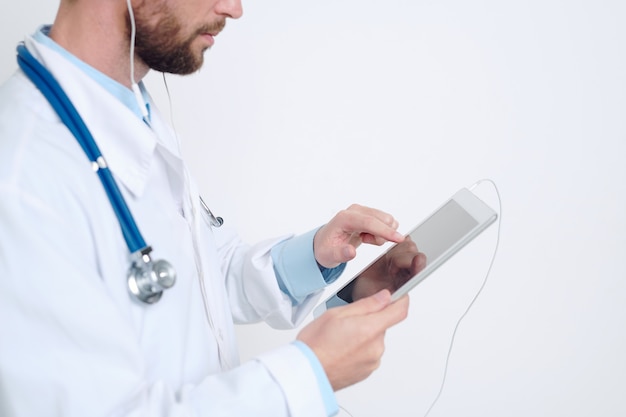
<box><xmin>3</xmin><ymin>1</ymin><xmax>625</xmax><ymax>416</ymax></box>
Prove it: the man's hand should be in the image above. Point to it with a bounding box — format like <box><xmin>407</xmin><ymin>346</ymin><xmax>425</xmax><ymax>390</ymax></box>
<box><xmin>314</xmin><ymin>204</ymin><xmax>405</xmax><ymax>269</ymax></box>
<box><xmin>297</xmin><ymin>289</ymin><xmax>409</xmax><ymax>391</ymax></box>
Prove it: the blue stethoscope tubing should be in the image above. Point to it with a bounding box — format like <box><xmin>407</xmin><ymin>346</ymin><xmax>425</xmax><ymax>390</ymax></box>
<box><xmin>16</xmin><ymin>44</ymin><xmax>148</xmax><ymax>254</ymax></box>
<box><xmin>16</xmin><ymin>43</ymin><xmax>184</xmax><ymax>304</ymax></box>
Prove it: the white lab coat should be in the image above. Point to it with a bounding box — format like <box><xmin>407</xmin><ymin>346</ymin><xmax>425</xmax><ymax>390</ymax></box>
<box><xmin>0</xmin><ymin>35</ymin><xmax>328</xmax><ymax>416</ymax></box>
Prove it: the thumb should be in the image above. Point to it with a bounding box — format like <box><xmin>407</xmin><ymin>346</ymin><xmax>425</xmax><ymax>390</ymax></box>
<box><xmin>344</xmin><ymin>289</ymin><xmax>392</xmax><ymax>316</ymax></box>
<box><xmin>316</xmin><ymin>244</ymin><xmax>357</xmax><ymax>269</ymax></box>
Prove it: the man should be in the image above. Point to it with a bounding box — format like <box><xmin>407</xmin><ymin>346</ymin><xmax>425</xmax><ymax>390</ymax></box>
<box><xmin>0</xmin><ymin>0</ymin><xmax>410</xmax><ymax>415</ymax></box>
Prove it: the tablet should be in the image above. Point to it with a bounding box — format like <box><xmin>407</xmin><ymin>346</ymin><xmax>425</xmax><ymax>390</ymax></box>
<box><xmin>313</xmin><ymin>188</ymin><xmax>498</xmax><ymax>316</ymax></box>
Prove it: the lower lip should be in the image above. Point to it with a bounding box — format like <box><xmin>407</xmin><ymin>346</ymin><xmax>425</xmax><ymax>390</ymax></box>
<box><xmin>201</xmin><ymin>33</ymin><xmax>215</xmax><ymax>47</ymax></box>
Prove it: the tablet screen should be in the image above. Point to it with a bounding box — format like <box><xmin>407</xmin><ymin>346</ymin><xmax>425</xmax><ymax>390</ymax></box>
<box><xmin>410</xmin><ymin>200</ymin><xmax>478</xmax><ymax>262</ymax></box>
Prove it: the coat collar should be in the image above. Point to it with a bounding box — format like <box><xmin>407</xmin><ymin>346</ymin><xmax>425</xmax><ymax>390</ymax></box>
<box><xmin>24</xmin><ymin>35</ymin><xmax>185</xmax><ymax>199</ymax></box>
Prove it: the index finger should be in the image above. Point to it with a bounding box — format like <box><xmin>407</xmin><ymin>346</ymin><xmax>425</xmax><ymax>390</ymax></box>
<box><xmin>341</xmin><ymin>205</ymin><xmax>404</xmax><ymax>244</ymax></box>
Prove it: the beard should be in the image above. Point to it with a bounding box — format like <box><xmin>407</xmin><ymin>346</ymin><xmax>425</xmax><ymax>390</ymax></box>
<box><xmin>131</xmin><ymin>3</ymin><xmax>226</xmax><ymax>75</ymax></box>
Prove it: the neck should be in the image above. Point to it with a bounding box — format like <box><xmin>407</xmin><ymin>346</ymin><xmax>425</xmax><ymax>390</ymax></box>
<box><xmin>48</xmin><ymin>0</ymin><xmax>149</xmax><ymax>88</ymax></box>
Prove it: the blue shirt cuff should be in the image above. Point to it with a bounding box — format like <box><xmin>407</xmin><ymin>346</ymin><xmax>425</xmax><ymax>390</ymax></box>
<box><xmin>271</xmin><ymin>228</ymin><xmax>346</xmax><ymax>305</ymax></box>
<box><xmin>292</xmin><ymin>341</ymin><xmax>339</xmax><ymax>417</ymax></box>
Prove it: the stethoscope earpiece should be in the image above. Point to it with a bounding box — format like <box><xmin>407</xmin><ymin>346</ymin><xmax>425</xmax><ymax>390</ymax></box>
<box><xmin>200</xmin><ymin>196</ymin><xmax>224</xmax><ymax>228</ymax></box>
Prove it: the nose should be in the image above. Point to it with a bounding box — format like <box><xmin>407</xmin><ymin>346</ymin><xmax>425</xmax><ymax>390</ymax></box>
<box><xmin>216</xmin><ymin>0</ymin><xmax>243</xmax><ymax>19</ymax></box>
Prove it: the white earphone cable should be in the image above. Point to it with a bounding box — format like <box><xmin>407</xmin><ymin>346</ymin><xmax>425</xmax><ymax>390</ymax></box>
<box><xmin>125</xmin><ymin>0</ymin><xmax>149</xmax><ymax>120</ymax></box>
<box><xmin>339</xmin><ymin>180</ymin><xmax>502</xmax><ymax>417</ymax></box>
<box><xmin>421</xmin><ymin>179</ymin><xmax>502</xmax><ymax>417</ymax></box>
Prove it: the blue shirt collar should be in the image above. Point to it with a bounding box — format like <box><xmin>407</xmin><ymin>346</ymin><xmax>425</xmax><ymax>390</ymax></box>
<box><xmin>33</xmin><ymin>25</ymin><xmax>150</xmax><ymax>122</ymax></box>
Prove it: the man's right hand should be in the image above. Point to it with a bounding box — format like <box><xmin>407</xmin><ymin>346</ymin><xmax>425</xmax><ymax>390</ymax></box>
<box><xmin>296</xmin><ymin>289</ymin><xmax>409</xmax><ymax>391</ymax></box>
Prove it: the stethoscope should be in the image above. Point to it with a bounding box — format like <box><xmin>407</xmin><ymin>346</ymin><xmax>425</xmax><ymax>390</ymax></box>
<box><xmin>16</xmin><ymin>43</ymin><xmax>223</xmax><ymax>304</ymax></box>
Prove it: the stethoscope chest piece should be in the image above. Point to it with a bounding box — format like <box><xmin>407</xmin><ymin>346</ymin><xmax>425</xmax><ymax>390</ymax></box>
<box><xmin>127</xmin><ymin>247</ymin><xmax>176</xmax><ymax>304</ymax></box>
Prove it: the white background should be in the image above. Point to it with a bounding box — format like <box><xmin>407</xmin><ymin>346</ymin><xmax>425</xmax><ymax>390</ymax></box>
<box><xmin>2</xmin><ymin>1</ymin><xmax>625</xmax><ymax>416</ymax></box>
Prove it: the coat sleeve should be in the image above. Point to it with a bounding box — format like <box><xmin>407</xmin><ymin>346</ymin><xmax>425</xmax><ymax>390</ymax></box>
<box><xmin>214</xmin><ymin>225</ymin><xmax>325</xmax><ymax>329</ymax></box>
